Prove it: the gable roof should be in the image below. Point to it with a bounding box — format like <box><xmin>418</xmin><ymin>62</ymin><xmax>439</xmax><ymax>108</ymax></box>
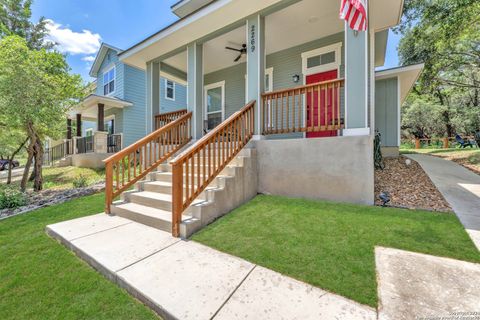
<box><xmin>89</xmin><ymin>43</ymin><xmax>123</xmax><ymax>78</ymax></box>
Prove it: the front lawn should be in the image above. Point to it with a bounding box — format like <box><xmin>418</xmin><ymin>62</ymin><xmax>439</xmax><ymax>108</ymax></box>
<box><xmin>192</xmin><ymin>195</ymin><xmax>480</xmax><ymax>307</ymax></box>
<box><xmin>0</xmin><ymin>193</ymin><xmax>158</xmax><ymax>320</ymax></box>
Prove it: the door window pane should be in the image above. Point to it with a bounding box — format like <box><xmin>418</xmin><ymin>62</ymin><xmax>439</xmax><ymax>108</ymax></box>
<box><xmin>321</xmin><ymin>51</ymin><xmax>335</xmax><ymax>64</ymax></box>
<box><xmin>207</xmin><ymin>112</ymin><xmax>222</xmax><ymax>130</ymax></box>
<box><xmin>307</xmin><ymin>55</ymin><xmax>321</xmax><ymax>68</ymax></box>
<box><xmin>207</xmin><ymin>87</ymin><xmax>222</xmax><ymax>113</ymax></box>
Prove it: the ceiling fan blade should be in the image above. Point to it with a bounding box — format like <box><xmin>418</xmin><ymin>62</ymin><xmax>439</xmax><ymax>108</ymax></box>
<box><xmin>225</xmin><ymin>46</ymin><xmax>242</xmax><ymax>52</ymax></box>
<box><xmin>234</xmin><ymin>54</ymin><xmax>243</xmax><ymax>62</ymax></box>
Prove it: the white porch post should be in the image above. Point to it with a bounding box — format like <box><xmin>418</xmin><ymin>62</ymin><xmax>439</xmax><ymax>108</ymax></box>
<box><xmin>146</xmin><ymin>61</ymin><xmax>160</xmax><ymax>133</ymax></box>
<box><xmin>343</xmin><ymin>19</ymin><xmax>370</xmax><ymax>136</ymax></box>
<box><xmin>187</xmin><ymin>42</ymin><xmax>204</xmax><ymax>139</ymax></box>
<box><xmin>246</xmin><ymin>14</ymin><xmax>265</xmax><ymax>136</ymax></box>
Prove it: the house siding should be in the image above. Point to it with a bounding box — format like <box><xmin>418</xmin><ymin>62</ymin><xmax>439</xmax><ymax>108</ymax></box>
<box><xmin>375</xmin><ymin>77</ymin><xmax>398</xmax><ymax>147</ymax></box>
<box><xmin>96</xmin><ymin>49</ymin><xmax>125</xmax><ymax>99</ymax></box>
<box><xmin>204</xmin><ymin>32</ymin><xmax>344</xmax><ymax>139</ymax></box>
<box><xmin>160</xmin><ymin>79</ymin><xmax>188</xmax><ymax>113</ymax></box>
<box><xmin>123</xmin><ymin>65</ymin><xmax>147</xmax><ymax>147</ymax></box>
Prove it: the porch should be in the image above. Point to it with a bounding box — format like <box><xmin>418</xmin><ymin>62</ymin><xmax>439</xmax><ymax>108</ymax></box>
<box><xmin>45</xmin><ymin>95</ymin><xmax>127</xmax><ymax>168</ymax></box>
<box><xmin>107</xmin><ymin>0</ymin><xmax>402</xmax><ymax>237</ymax></box>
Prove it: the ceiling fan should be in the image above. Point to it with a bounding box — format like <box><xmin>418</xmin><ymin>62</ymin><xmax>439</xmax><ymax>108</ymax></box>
<box><xmin>225</xmin><ymin>44</ymin><xmax>247</xmax><ymax>62</ymax></box>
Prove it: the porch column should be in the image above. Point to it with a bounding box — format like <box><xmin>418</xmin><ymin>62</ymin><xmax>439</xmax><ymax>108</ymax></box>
<box><xmin>246</xmin><ymin>14</ymin><xmax>265</xmax><ymax>136</ymax></box>
<box><xmin>344</xmin><ymin>23</ymin><xmax>369</xmax><ymax>136</ymax></box>
<box><xmin>66</xmin><ymin>118</ymin><xmax>72</xmax><ymax>139</ymax></box>
<box><xmin>97</xmin><ymin>103</ymin><xmax>105</xmax><ymax>132</ymax></box>
<box><xmin>146</xmin><ymin>61</ymin><xmax>160</xmax><ymax>133</ymax></box>
<box><xmin>187</xmin><ymin>42</ymin><xmax>203</xmax><ymax>139</ymax></box>
<box><xmin>76</xmin><ymin>113</ymin><xmax>82</xmax><ymax>137</ymax></box>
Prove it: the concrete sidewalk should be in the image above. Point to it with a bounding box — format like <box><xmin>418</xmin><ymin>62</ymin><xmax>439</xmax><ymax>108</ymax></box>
<box><xmin>47</xmin><ymin>214</ymin><xmax>376</xmax><ymax>320</ymax></box>
<box><xmin>406</xmin><ymin>154</ymin><xmax>480</xmax><ymax>250</ymax></box>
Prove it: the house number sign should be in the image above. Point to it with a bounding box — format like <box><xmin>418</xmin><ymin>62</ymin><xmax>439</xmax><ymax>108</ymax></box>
<box><xmin>250</xmin><ymin>25</ymin><xmax>256</xmax><ymax>53</ymax></box>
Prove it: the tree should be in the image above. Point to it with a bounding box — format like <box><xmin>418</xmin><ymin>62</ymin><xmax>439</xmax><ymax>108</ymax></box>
<box><xmin>0</xmin><ymin>127</ymin><xmax>27</xmax><ymax>184</ymax></box>
<box><xmin>0</xmin><ymin>36</ymin><xmax>82</xmax><ymax>191</ymax></box>
<box><xmin>396</xmin><ymin>0</ymin><xmax>480</xmax><ymax>137</ymax></box>
<box><xmin>0</xmin><ymin>0</ymin><xmax>51</xmax><ymax>50</ymax></box>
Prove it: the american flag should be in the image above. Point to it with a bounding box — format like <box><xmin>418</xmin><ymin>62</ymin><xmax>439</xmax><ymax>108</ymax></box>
<box><xmin>340</xmin><ymin>0</ymin><xmax>367</xmax><ymax>31</ymax></box>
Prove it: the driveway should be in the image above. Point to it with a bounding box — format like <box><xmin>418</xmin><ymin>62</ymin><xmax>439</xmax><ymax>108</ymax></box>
<box><xmin>0</xmin><ymin>167</ymin><xmax>25</xmax><ymax>182</ymax></box>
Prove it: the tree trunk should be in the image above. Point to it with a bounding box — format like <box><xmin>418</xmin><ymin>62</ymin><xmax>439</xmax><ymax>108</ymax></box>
<box><xmin>20</xmin><ymin>144</ymin><xmax>34</xmax><ymax>192</ymax></box>
<box><xmin>32</xmin><ymin>134</ymin><xmax>43</xmax><ymax>191</ymax></box>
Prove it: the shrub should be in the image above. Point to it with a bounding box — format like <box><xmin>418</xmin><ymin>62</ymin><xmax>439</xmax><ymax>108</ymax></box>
<box><xmin>0</xmin><ymin>185</ymin><xmax>28</xmax><ymax>209</ymax></box>
<box><xmin>72</xmin><ymin>174</ymin><xmax>88</xmax><ymax>188</ymax></box>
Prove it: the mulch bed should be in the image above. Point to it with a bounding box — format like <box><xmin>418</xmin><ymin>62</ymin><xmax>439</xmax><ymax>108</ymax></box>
<box><xmin>0</xmin><ymin>183</ymin><xmax>105</xmax><ymax>220</ymax></box>
<box><xmin>374</xmin><ymin>156</ymin><xmax>452</xmax><ymax>212</ymax></box>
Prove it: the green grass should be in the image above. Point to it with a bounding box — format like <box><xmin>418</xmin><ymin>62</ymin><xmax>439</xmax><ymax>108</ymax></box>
<box><xmin>0</xmin><ymin>193</ymin><xmax>159</xmax><ymax>320</ymax></box>
<box><xmin>9</xmin><ymin>166</ymin><xmax>105</xmax><ymax>190</ymax></box>
<box><xmin>192</xmin><ymin>195</ymin><xmax>480</xmax><ymax>307</ymax></box>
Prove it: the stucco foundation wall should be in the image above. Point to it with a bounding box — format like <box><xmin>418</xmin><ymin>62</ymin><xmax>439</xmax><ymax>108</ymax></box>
<box><xmin>256</xmin><ymin>136</ymin><xmax>374</xmax><ymax>205</ymax></box>
<box><xmin>71</xmin><ymin>153</ymin><xmax>112</xmax><ymax>169</ymax></box>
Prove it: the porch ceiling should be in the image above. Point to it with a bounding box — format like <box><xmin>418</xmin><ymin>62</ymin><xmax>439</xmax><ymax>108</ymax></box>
<box><xmin>165</xmin><ymin>0</ymin><xmax>344</xmax><ymax>74</ymax></box>
<box><xmin>120</xmin><ymin>0</ymin><xmax>403</xmax><ymax>71</ymax></box>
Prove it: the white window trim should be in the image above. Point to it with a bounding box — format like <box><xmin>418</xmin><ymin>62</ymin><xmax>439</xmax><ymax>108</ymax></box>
<box><xmin>204</xmin><ymin>80</ymin><xmax>225</xmax><ymax>128</ymax></box>
<box><xmin>103</xmin><ymin>66</ymin><xmax>116</xmax><ymax>96</ymax></box>
<box><xmin>301</xmin><ymin>42</ymin><xmax>342</xmax><ymax>77</ymax></box>
<box><xmin>164</xmin><ymin>79</ymin><xmax>176</xmax><ymax>101</ymax></box>
<box><xmin>85</xmin><ymin>128</ymin><xmax>93</xmax><ymax>137</ymax></box>
<box><xmin>245</xmin><ymin>67</ymin><xmax>274</xmax><ymax>103</ymax></box>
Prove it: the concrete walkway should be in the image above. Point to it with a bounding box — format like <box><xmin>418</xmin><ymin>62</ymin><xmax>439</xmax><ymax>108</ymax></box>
<box><xmin>47</xmin><ymin>214</ymin><xmax>376</xmax><ymax>320</ymax></box>
<box><xmin>406</xmin><ymin>154</ymin><xmax>480</xmax><ymax>250</ymax></box>
<box><xmin>376</xmin><ymin>247</ymin><xmax>480</xmax><ymax>320</ymax></box>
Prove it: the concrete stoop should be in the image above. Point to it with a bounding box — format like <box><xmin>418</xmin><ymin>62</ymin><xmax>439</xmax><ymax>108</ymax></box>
<box><xmin>111</xmin><ymin>147</ymin><xmax>257</xmax><ymax>238</ymax></box>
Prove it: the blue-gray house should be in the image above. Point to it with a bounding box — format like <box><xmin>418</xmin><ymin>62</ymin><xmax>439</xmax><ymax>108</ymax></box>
<box><xmin>64</xmin><ymin>43</ymin><xmax>187</xmax><ymax>167</ymax></box>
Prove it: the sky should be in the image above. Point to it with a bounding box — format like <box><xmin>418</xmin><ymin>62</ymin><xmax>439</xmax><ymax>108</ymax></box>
<box><xmin>31</xmin><ymin>0</ymin><xmax>401</xmax><ymax>82</ymax></box>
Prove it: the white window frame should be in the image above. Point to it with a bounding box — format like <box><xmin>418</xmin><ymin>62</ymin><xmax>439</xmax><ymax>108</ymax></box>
<box><xmin>85</xmin><ymin>128</ymin><xmax>93</xmax><ymax>137</ymax></box>
<box><xmin>204</xmin><ymin>81</ymin><xmax>225</xmax><ymax>130</ymax></box>
<box><xmin>165</xmin><ymin>79</ymin><xmax>176</xmax><ymax>101</ymax></box>
<box><xmin>103</xmin><ymin>66</ymin><xmax>116</xmax><ymax>96</ymax></box>
<box><xmin>301</xmin><ymin>42</ymin><xmax>342</xmax><ymax>78</ymax></box>
<box><xmin>245</xmin><ymin>67</ymin><xmax>274</xmax><ymax>103</ymax></box>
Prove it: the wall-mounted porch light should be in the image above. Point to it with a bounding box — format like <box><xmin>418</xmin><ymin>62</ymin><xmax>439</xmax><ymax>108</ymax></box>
<box><xmin>292</xmin><ymin>74</ymin><xmax>300</xmax><ymax>83</ymax></box>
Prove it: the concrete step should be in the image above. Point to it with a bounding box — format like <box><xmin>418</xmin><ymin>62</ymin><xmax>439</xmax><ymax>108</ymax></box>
<box><xmin>150</xmin><ymin>171</ymin><xmax>231</xmax><ymax>184</ymax></box>
<box><xmin>127</xmin><ymin>191</ymin><xmax>208</xmax><ymax>212</ymax></box>
<box><xmin>158</xmin><ymin>163</ymin><xmax>239</xmax><ymax>176</ymax></box>
<box><xmin>111</xmin><ymin>202</ymin><xmax>200</xmax><ymax>235</ymax></box>
<box><xmin>141</xmin><ymin>180</ymin><xmax>221</xmax><ymax>197</ymax></box>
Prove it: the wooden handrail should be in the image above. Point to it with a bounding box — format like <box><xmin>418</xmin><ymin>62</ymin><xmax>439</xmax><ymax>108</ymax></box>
<box><xmin>104</xmin><ymin>112</ymin><xmax>192</xmax><ymax>214</ymax></box>
<box><xmin>170</xmin><ymin>101</ymin><xmax>255</xmax><ymax>237</ymax></box>
<box><xmin>262</xmin><ymin>78</ymin><xmax>344</xmax><ymax>135</ymax></box>
<box><xmin>155</xmin><ymin>109</ymin><xmax>188</xmax><ymax>130</ymax></box>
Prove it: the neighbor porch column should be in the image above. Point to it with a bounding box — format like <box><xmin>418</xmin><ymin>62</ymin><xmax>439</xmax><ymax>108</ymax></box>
<box><xmin>187</xmin><ymin>42</ymin><xmax>204</xmax><ymax>139</ymax></box>
<box><xmin>66</xmin><ymin>118</ymin><xmax>72</xmax><ymax>139</ymax></box>
<box><xmin>344</xmin><ymin>22</ymin><xmax>369</xmax><ymax>136</ymax></box>
<box><xmin>246</xmin><ymin>14</ymin><xmax>265</xmax><ymax>136</ymax></box>
<box><xmin>76</xmin><ymin>113</ymin><xmax>82</xmax><ymax>137</ymax></box>
<box><xmin>146</xmin><ymin>61</ymin><xmax>160</xmax><ymax>133</ymax></box>
<box><xmin>97</xmin><ymin>103</ymin><xmax>105</xmax><ymax>132</ymax></box>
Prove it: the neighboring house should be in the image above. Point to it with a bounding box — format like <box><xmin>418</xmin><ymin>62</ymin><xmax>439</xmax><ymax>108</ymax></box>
<box><xmin>48</xmin><ymin>43</ymin><xmax>188</xmax><ymax>168</ymax></box>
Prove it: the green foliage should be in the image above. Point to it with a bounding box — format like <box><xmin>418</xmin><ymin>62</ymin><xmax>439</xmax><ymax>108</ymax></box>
<box><xmin>0</xmin><ymin>184</ymin><xmax>27</xmax><ymax>209</ymax></box>
<box><xmin>0</xmin><ymin>0</ymin><xmax>51</xmax><ymax>50</ymax></box>
<box><xmin>396</xmin><ymin>0</ymin><xmax>480</xmax><ymax>137</ymax></box>
<box><xmin>72</xmin><ymin>174</ymin><xmax>88</xmax><ymax>188</ymax></box>
<box><xmin>0</xmin><ymin>36</ymin><xmax>83</xmax><ymax>141</ymax></box>
<box><xmin>402</xmin><ymin>95</ymin><xmax>449</xmax><ymax>137</ymax></box>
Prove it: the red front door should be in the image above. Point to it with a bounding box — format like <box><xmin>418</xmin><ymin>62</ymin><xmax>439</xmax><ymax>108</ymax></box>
<box><xmin>306</xmin><ymin>70</ymin><xmax>338</xmax><ymax>138</ymax></box>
